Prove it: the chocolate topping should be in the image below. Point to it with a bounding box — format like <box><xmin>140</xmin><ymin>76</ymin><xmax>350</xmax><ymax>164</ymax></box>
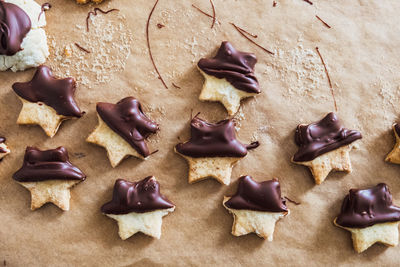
<box><xmin>175</xmin><ymin>116</ymin><xmax>255</xmax><ymax>158</ymax></box>
<box><xmin>101</xmin><ymin>177</ymin><xmax>175</xmax><ymax>214</ymax></box>
<box><xmin>198</xmin><ymin>41</ymin><xmax>260</xmax><ymax>94</ymax></box>
<box><xmin>96</xmin><ymin>97</ymin><xmax>159</xmax><ymax>158</ymax></box>
<box><xmin>12</xmin><ymin>66</ymin><xmax>83</xmax><ymax>117</ymax></box>
<box><xmin>293</xmin><ymin>112</ymin><xmax>362</xmax><ymax>162</ymax></box>
<box><xmin>394</xmin><ymin>123</ymin><xmax>400</xmax><ymax>137</ymax></box>
<box><xmin>0</xmin><ymin>1</ymin><xmax>31</xmax><ymax>56</ymax></box>
<box><xmin>336</xmin><ymin>183</ymin><xmax>400</xmax><ymax>228</ymax></box>
<box><xmin>13</xmin><ymin>146</ymin><xmax>86</xmax><ymax>182</ymax></box>
<box><xmin>225</xmin><ymin>176</ymin><xmax>288</xmax><ymax>212</ymax></box>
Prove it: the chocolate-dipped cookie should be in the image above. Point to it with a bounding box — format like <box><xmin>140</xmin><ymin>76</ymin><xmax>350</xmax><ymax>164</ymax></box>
<box><xmin>101</xmin><ymin>177</ymin><xmax>175</xmax><ymax>240</ymax></box>
<box><xmin>0</xmin><ymin>136</ymin><xmax>10</xmax><ymax>161</ymax></box>
<box><xmin>291</xmin><ymin>112</ymin><xmax>361</xmax><ymax>184</ymax></box>
<box><xmin>197</xmin><ymin>41</ymin><xmax>260</xmax><ymax>115</ymax></box>
<box><xmin>12</xmin><ymin>146</ymin><xmax>86</xmax><ymax>211</ymax></box>
<box><xmin>175</xmin><ymin>115</ymin><xmax>259</xmax><ymax>185</ymax></box>
<box><xmin>385</xmin><ymin>123</ymin><xmax>400</xmax><ymax>164</ymax></box>
<box><xmin>334</xmin><ymin>183</ymin><xmax>400</xmax><ymax>253</ymax></box>
<box><xmin>0</xmin><ymin>0</ymin><xmax>49</xmax><ymax>71</ymax></box>
<box><xmin>223</xmin><ymin>176</ymin><xmax>289</xmax><ymax>240</ymax></box>
<box><xmin>87</xmin><ymin>97</ymin><xmax>159</xmax><ymax>167</ymax></box>
<box><xmin>12</xmin><ymin>65</ymin><xmax>84</xmax><ymax>137</ymax></box>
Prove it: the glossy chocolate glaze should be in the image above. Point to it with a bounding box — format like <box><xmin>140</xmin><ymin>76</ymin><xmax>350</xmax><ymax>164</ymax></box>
<box><xmin>336</xmin><ymin>183</ymin><xmax>400</xmax><ymax>228</ymax></box>
<box><xmin>225</xmin><ymin>176</ymin><xmax>288</xmax><ymax>212</ymax></box>
<box><xmin>12</xmin><ymin>66</ymin><xmax>84</xmax><ymax>117</ymax></box>
<box><xmin>96</xmin><ymin>97</ymin><xmax>159</xmax><ymax>158</ymax></box>
<box><xmin>394</xmin><ymin>123</ymin><xmax>400</xmax><ymax>137</ymax></box>
<box><xmin>175</xmin><ymin>116</ymin><xmax>257</xmax><ymax>158</ymax></box>
<box><xmin>0</xmin><ymin>1</ymin><xmax>31</xmax><ymax>56</ymax></box>
<box><xmin>101</xmin><ymin>177</ymin><xmax>175</xmax><ymax>214</ymax></box>
<box><xmin>293</xmin><ymin>112</ymin><xmax>361</xmax><ymax>162</ymax></box>
<box><xmin>13</xmin><ymin>146</ymin><xmax>86</xmax><ymax>182</ymax></box>
<box><xmin>198</xmin><ymin>41</ymin><xmax>260</xmax><ymax>94</ymax></box>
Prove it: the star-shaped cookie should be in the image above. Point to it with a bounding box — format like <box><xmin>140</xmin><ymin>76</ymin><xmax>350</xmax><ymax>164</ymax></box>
<box><xmin>223</xmin><ymin>176</ymin><xmax>289</xmax><ymax>240</ymax></box>
<box><xmin>175</xmin><ymin>115</ymin><xmax>259</xmax><ymax>185</ymax></box>
<box><xmin>291</xmin><ymin>112</ymin><xmax>362</xmax><ymax>184</ymax></box>
<box><xmin>101</xmin><ymin>177</ymin><xmax>175</xmax><ymax>240</ymax></box>
<box><xmin>197</xmin><ymin>41</ymin><xmax>261</xmax><ymax>115</ymax></box>
<box><xmin>12</xmin><ymin>65</ymin><xmax>84</xmax><ymax>137</ymax></box>
<box><xmin>334</xmin><ymin>183</ymin><xmax>400</xmax><ymax>253</ymax></box>
<box><xmin>385</xmin><ymin>123</ymin><xmax>400</xmax><ymax>164</ymax></box>
<box><xmin>0</xmin><ymin>136</ymin><xmax>11</xmax><ymax>161</ymax></box>
<box><xmin>13</xmin><ymin>146</ymin><xmax>86</xmax><ymax>211</ymax></box>
<box><xmin>87</xmin><ymin>97</ymin><xmax>159</xmax><ymax>167</ymax></box>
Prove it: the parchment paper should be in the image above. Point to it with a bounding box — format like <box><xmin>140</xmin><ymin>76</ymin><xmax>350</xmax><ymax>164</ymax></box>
<box><xmin>1</xmin><ymin>0</ymin><xmax>400</xmax><ymax>266</ymax></box>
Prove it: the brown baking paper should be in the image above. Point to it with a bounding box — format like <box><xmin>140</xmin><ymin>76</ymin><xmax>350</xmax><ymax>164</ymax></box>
<box><xmin>2</xmin><ymin>0</ymin><xmax>400</xmax><ymax>265</ymax></box>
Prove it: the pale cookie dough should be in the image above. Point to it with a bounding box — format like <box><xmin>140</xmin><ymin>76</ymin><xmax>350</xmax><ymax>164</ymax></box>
<box><xmin>0</xmin><ymin>0</ymin><xmax>49</xmax><ymax>71</ymax></box>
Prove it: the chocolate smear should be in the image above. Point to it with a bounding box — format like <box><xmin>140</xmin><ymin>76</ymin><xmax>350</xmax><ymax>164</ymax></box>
<box><xmin>198</xmin><ymin>41</ymin><xmax>261</xmax><ymax>94</ymax></box>
<box><xmin>96</xmin><ymin>97</ymin><xmax>159</xmax><ymax>158</ymax></box>
<box><xmin>12</xmin><ymin>65</ymin><xmax>84</xmax><ymax>117</ymax></box>
<box><xmin>176</xmin><ymin>116</ymin><xmax>257</xmax><ymax>158</ymax></box>
<box><xmin>101</xmin><ymin>177</ymin><xmax>174</xmax><ymax>214</ymax></box>
<box><xmin>0</xmin><ymin>1</ymin><xmax>31</xmax><ymax>56</ymax></box>
<box><xmin>13</xmin><ymin>146</ymin><xmax>86</xmax><ymax>182</ymax></box>
<box><xmin>225</xmin><ymin>176</ymin><xmax>288</xmax><ymax>212</ymax></box>
<box><xmin>293</xmin><ymin>112</ymin><xmax>361</xmax><ymax>162</ymax></box>
<box><xmin>336</xmin><ymin>183</ymin><xmax>400</xmax><ymax>228</ymax></box>
<box><xmin>86</xmin><ymin>8</ymin><xmax>119</xmax><ymax>32</ymax></box>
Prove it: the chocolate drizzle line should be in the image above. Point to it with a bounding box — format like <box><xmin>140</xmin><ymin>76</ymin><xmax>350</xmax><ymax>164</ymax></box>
<box><xmin>230</xmin><ymin>23</ymin><xmax>274</xmax><ymax>55</ymax></box>
<box><xmin>231</xmin><ymin>23</ymin><xmax>257</xmax><ymax>38</ymax></box>
<box><xmin>316</xmin><ymin>47</ymin><xmax>337</xmax><ymax>112</ymax></box>
<box><xmin>315</xmin><ymin>15</ymin><xmax>331</xmax><ymax>29</ymax></box>
<box><xmin>13</xmin><ymin>146</ymin><xmax>86</xmax><ymax>182</ymax></box>
<box><xmin>284</xmin><ymin>196</ymin><xmax>301</xmax><ymax>205</ymax></box>
<box><xmin>86</xmin><ymin>8</ymin><xmax>119</xmax><ymax>32</ymax></box>
<box><xmin>101</xmin><ymin>177</ymin><xmax>175</xmax><ymax>214</ymax></box>
<box><xmin>302</xmin><ymin>0</ymin><xmax>313</xmax><ymax>5</ymax></box>
<box><xmin>191</xmin><ymin>4</ymin><xmax>213</xmax><ymax>18</ymax></box>
<box><xmin>172</xmin><ymin>82</ymin><xmax>181</xmax><ymax>89</ymax></box>
<box><xmin>336</xmin><ymin>183</ymin><xmax>400</xmax><ymax>228</ymax></box>
<box><xmin>74</xmin><ymin>43</ymin><xmax>90</xmax><ymax>53</ymax></box>
<box><xmin>209</xmin><ymin>0</ymin><xmax>216</xmax><ymax>29</ymax></box>
<box><xmin>293</xmin><ymin>112</ymin><xmax>362</xmax><ymax>162</ymax></box>
<box><xmin>147</xmin><ymin>0</ymin><xmax>168</xmax><ymax>89</ymax></box>
<box><xmin>38</xmin><ymin>3</ymin><xmax>51</xmax><ymax>21</ymax></box>
<box><xmin>225</xmin><ymin>176</ymin><xmax>288</xmax><ymax>212</ymax></box>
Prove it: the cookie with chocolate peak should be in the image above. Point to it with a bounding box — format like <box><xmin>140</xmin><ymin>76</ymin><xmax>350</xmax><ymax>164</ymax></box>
<box><xmin>334</xmin><ymin>183</ymin><xmax>400</xmax><ymax>253</ymax></box>
<box><xmin>101</xmin><ymin>177</ymin><xmax>175</xmax><ymax>240</ymax></box>
<box><xmin>13</xmin><ymin>146</ymin><xmax>86</xmax><ymax>211</ymax></box>
<box><xmin>175</xmin><ymin>115</ymin><xmax>259</xmax><ymax>185</ymax></box>
<box><xmin>12</xmin><ymin>65</ymin><xmax>84</xmax><ymax>137</ymax></box>
<box><xmin>87</xmin><ymin>97</ymin><xmax>159</xmax><ymax>167</ymax></box>
<box><xmin>197</xmin><ymin>41</ymin><xmax>261</xmax><ymax>115</ymax></box>
<box><xmin>385</xmin><ymin>123</ymin><xmax>400</xmax><ymax>164</ymax></box>
<box><xmin>223</xmin><ymin>176</ymin><xmax>289</xmax><ymax>240</ymax></box>
<box><xmin>291</xmin><ymin>112</ymin><xmax>361</xmax><ymax>184</ymax></box>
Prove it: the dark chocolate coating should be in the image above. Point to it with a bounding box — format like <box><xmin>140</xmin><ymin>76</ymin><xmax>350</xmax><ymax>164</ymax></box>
<box><xmin>175</xmin><ymin>116</ymin><xmax>254</xmax><ymax>158</ymax></box>
<box><xmin>12</xmin><ymin>66</ymin><xmax>84</xmax><ymax>117</ymax></box>
<box><xmin>0</xmin><ymin>1</ymin><xmax>31</xmax><ymax>56</ymax></box>
<box><xmin>101</xmin><ymin>177</ymin><xmax>175</xmax><ymax>214</ymax></box>
<box><xmin>225</xmin><ymin>176</ymin><xmax>288</xmax><ymax>212</ymax></box>
<box><xmin>13</xmin><ymin>146</ymin><xmax>86</xmax><ymax>182</ymax></box>
<box><xmin>198</xmin><ymin>41</ymin><xmax>260</xmax><ymax>94</ymax></box>
<box><xmin>293</xmin><ymin>112</ymin><xmax>362</xmax><ymax>162</ymax></box>
<box><xmin>336</xmin><ymin>183</ymin><xmax>400</xmax><ymax>228</ymax></box>
<box><xmin>394</xmin><ymin>123</ymin><xmax>400</xmax><ymax>137</ymax></box>
<box><xmin>96</xmin><ymin>97</ymin><xmax>159</xmax><ymax>158</ymax></box>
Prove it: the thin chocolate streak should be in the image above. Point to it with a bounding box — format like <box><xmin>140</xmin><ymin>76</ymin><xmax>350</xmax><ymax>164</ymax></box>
<box><xmin>157</xmin><ymin>23</ymin><xmax>165</xmax><ymax>28</ymax></box>
<box><xmin>316</xmin><ymin>15</ymin><xmax>331</xmax><ymax>29</ymax></box>
<box><xmin>230</xmin><ymin>23</ymin><xmax>274</xmax><ymax>55</ymax></box>
<box><xmin>191</xmin><ymin>4</ymin><xmax>213</xmax><ymax>18</ymax></box>
<box><xmin>231</xmin><ymin>24</ymin><xmax>257</xmax><ymax>38</ymax></box>
<box><xmin>315</xmin><ymin>47</ymin><xmax>337</xmax><ymax>112</ymax></box>
<box><xmin>147</xmin><ymin>0</ymin><xmax>168</xmax><ymax>89</ymax></box>
<box><xmin>285</xmin><ymin>196</ymin><xmax>301</xmax><ymax>205</ymax></box>
<box><xmin>209</xmin><ymin>0</ymin><xmax>216</xmax><ymax>29</ymax></box>
<box><xmin>38</xmin><ymin>3</ymin><xmax>51</xmax><ymax>21</ymax></box>
<box><xmin>74</xmin><ymin>43</ymin><xmax>90</xmax><ymax>53</ymax></box>
<box><xmin>302</xmin><ymin>0</ymin><xmax>313</xmax><ymax>5</ymax></box>
<box><xmin>86</xmin><ymin>8</ymin><xmax>119</xmax><ymax>32</ymax></box>
<box><xmin>273</xmin><ymin>1</ymin><xmax>277</xmax><ymax>7</ymax></box>
<box><xmin>246</xmin><ymin>141</ymin><xmax>260</xmax><ymax>150</ymax></box>
<box><xmin>172</xmin><ymin>82</ymin><xmax>181</xmax><ymax>89</ymax></box>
